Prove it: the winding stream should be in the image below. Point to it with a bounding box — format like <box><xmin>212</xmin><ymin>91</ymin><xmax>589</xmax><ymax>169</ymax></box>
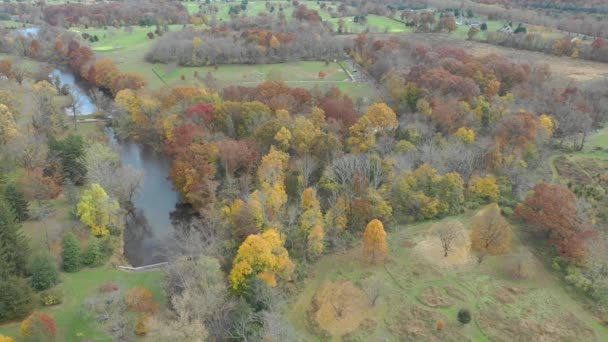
<box><xmin>51</xmin><ymin>68</ymin><xmax>181</xmax><ymax>267</ymax></box>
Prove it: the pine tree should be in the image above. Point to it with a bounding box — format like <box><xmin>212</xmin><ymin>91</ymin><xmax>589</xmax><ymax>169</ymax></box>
<box><xmin>0</xmin><ymin>198</ymin><xmax>30</xmax><ymax>276</ymax></box>
<box><xmin>83</xmin><ymin>238</ymin><xmax>103</xmax><ymax>267</ymax></box>
<box><xmin>3</xmin><ymin>184</ymin><xmax>29</xmax><ymax>222</ymax></box>
<box><xmin>0</xmin><ymin>276</ymin><xmax>35</xmax><ymax>322</ymax></box>
<box><xmin>61</xmin><ymin>232</ymin><xmax>81</xmax><ymax>272</ymax></box>
<box><xmin>30</xmin><ymin>253</ymin><xmax>59</xmax><ymax>291</ymax></box>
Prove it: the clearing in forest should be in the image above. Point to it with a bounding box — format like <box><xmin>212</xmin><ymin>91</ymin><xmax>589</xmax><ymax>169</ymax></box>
<box><xmin>287</xmin><ymin>209</ymin><xmax>608</xmax><ymax>341</ymax></box>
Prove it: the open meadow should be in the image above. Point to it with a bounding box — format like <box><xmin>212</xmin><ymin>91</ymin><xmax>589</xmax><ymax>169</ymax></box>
<box><xmin>288</xmin><ymin>206</ymin><xmax>608</xmax><ymax>341</ymax></box>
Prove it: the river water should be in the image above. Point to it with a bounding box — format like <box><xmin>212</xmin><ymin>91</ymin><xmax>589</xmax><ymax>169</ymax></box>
<box><xmin>53</xmin><ymin>68</ymin><xmax>181</xmax><ymax>266</ymax></box>
<box><xmin>16</xmin><ymin>27</ymin><xmax>182</xmax><ymax>266</ymax></box>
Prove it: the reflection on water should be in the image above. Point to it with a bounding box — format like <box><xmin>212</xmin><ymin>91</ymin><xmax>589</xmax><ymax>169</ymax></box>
<box><xmin>50</xmin><ymin>69</ymin><xmax>97</xmax><ymax>115</ymax></box>
<box><xmin>109</xmin><ymin>134</ymin><xmax>183</xmax><ymax>266</ymax></box>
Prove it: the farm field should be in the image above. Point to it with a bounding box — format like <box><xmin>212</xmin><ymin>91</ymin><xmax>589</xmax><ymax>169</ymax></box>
<box><xmin>287</xmin><ymin>207</ymin><xmax>608</xmax><ymax>341</ymax></box>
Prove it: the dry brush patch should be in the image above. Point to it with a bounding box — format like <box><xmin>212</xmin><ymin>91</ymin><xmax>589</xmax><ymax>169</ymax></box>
<box><xmin>307</xmin><ymin>281</ymin><xmax>373</xmax><ymax>338</ymax></box>
<box><xmin>387</xmin><ymin>305</ymin><xmax>468</xmax><ymax>342</ymax></box>
<box><xmin>417</xmin><ymin>286</ymin><xmax>454</xmax><ymax>308</ymax></box>
<box><xmin>477</xmin><ymin>290</ymin><xmax>597</xmax><ymax>341</ymax></box>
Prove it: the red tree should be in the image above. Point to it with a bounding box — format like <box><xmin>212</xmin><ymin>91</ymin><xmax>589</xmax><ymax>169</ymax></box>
<box><xmin>515</xmin><ymin>183</ymin><xmax>593</xmax><ymax>261</ymax></box>
<box><xmin>217</xmin><ymin>138</ymin><xmax>259</xmax><ymax>177</ymax></box>
<box><xmin>318</xmin><ymin>87</ymin><xmax>359</xmax><ymax>131</ymax></box>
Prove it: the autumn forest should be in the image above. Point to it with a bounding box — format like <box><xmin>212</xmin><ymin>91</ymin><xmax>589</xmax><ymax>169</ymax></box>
<box><xmin>0</xmin><ymin>0</ymin><xmax>607</xmax><ymax>341</ymax></box>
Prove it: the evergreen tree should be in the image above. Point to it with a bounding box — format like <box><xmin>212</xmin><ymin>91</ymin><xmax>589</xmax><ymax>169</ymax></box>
<box><xmin>0</xmin><ymin>198</ymin><xmax>29</xmax><ymax>277</ymax></box>
<box><xmin>47</xmin><ymin>134</ymin><xmax>87</xmax><ymax>185</ymax></box>
<box><xmin>30</xmin><ymin>253</ymin><xmax>59</xmax><ymax>291</ymax></box>
<box><xmin>83</xmin><ymin>238</ymin><xmax>104</xmax><ymax>267</ymax></box>
<box><xmin>3</xmin><ymin>184</ymin><xmax>29</xmax><ymax>222</ymax></box>
<box><xmin>0</xmin><ymin>276</ymin><xmax>35</xmax><ymax>322</ymax></box>
<box><xmin>61</xmin><ymin>232</ymin><xmax>81</xmax><ymax>272</ymax></box>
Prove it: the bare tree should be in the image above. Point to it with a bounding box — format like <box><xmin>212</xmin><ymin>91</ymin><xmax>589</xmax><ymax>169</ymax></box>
<box><xmin>262</xmin><ymin>312</ymin><xmax>305</xmax><ymax>342</ymax></box>
<box><xmin>68</xmin><ymin>89</ymin><xmax>83</xmax><ymax>130</ymax></box>
<box><xmin>434</xmin><ymin>221</ymin><xmax>466</xmax><ymax>257</ymax></box>
<box><xmin>362</xmin><ymin>275</ymin><xmax>385</xmax><ymax>307</ymax></box>
<box><xmin>295</xmin><ymin>154</ymin><xmax>318</xmax><ymax>188</ymax></box>
<box><xmin>115</xmin><ymin>165</ymin><xmax>144</xmax><ymax>210</ymax></box>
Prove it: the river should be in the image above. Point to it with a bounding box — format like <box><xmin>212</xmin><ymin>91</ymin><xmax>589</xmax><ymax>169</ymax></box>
<box><xmin>15</xmin><ymin>27</ymin><xmax>183</xmax><ymax>266</ymax></box>
<box><xmin>53</xmin><ymin>67</ymin><xmax>182</xmax><ymax>267</ymax></box>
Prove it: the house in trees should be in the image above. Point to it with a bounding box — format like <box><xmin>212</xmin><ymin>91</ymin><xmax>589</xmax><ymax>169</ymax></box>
<box><xmin>499</xmin><ymin>24</ymin><xmax>513</xmax><ymax>34</ymax></box>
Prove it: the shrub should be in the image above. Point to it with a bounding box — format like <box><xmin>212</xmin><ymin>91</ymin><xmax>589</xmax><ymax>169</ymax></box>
<box><xmin>436</xmin><ymin>319</ymin><xmax>445</xmax><ymax>330</ymax></box>
<box><xmin>457</xmin><ymin>309</ymin><xmax>471</xmax><ymax>324</ymax></box>
<box><xmin>125</xmin><ymin>288</ymin><xmax>159</xmax><ymax>314</ymax></box>
<box><xmin>30</xmin><ymin>253</ymin><xmax>60</xmax><ymax>291</ymax></box>
<box><xmin>99</xmin><ymin>282</ymin><xmax>119</xmax><ymax>293</ymax></box>
<box><xmin>0</xmin><ymin>276</ymin><xmax>35</xmax><ymax>322</ymax></box>
<box><xmin>40</xmin><ymin>288</ymin><xmax>63</xmax><ymax>306</ymax></box>
<box><xmin>83</xmin><ymin>238</ymin><xmax>104</xmax><ymax>267</ymax></box>
<box><xmin>135</xmin><ymin>314</ymin><xmax>150</xmax><ymax>336</ymax></box>
<box><xmin>61</xmin><ymin>232</ymin><xmax>81</xmax><ymax>272</ymax></box>
<box><xmin>19</xmin><ymin>312</ymin><xmax>57</xmax><ymax>342</ymax></box>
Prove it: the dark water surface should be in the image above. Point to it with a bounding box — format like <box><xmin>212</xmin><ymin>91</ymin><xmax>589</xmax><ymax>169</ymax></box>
<box><xmin>108</xmin><ymin>133</ymin><xmax>182</xmax><ymax>266</ymax></box>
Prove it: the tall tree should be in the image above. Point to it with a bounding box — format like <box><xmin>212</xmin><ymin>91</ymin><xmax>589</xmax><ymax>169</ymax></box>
<box><xmin>77</xmin><ymin>184</ymin><xmax>120</xmax><ymax>237</ymax></box>
<box><xmin>0</xmin><ymin>276</ymin><xmax>35</xmax><ymax>322</ymax></box>
<box><xmin>29</xmin><ymin>253</ymin><xmax>60</xmax><ymax>291</ymax></box>
<box><xmin>470</xmin><ymin>204</ymin><xmax>513</xmax><ymax>263</ymax></box>
<box><xmin>515</xmin><ymin>183</ymin><xmax>591</xmax><ymax>260</ymax></box>
<box><xmin>3</xmin><ymin>184</ymin><xmax>29</xmax><ymax>222</ymax></box>
<box><xmin>229</xmin><ymin>229</ymin><xmax>294</xmax><ymax>293</ymax></box>
<box><xmin>47</xmin><ymin>135</ymin><xmax>87</xmax><ymax>185</ymax></box>
<box><xmin>0</xmin><ymin>198</ymin><xmax>29</xmax><ymax>277</ymax></box>
<box><xmin>299</xmin><ymin>188</ymin><xmax>325</xmax><ymax>259</ymax></box>
<box><xmin>61</xmin><ymin>232</ymin><xmax>81</xmax><ymax>272</ymax></box>
<box><xmin>363</xmin><ymin>219</ymin><xmax>388</xmax><ymax>263</ymax></box>
<box><xmin>0</xmin><ymin>104</ymin><xmax>19</xmax><ymax>145</ymax></box>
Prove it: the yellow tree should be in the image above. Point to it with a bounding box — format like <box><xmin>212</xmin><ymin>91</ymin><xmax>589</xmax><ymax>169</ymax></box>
<box><xmin>310</xmin><ymin>106</ymin><xmax>326</xmax><ymax>128</ymax></box>
<box><xmin>229</xmin><ymin>229</ymin><xmax>294</xmax><ymax>293</ymax></box>
<box><xmin>300</xmin><ymin>188</ymin><xmax>325</xmax><ymax>258</ymax></box>
<box><xmin>269</xmin><ymin>35</ymin><xmax>280</xmax><ymax>50</ymax></box>
<box><xmin>291</xmin><ymin>117</ymin><xmax>319</xmax><ymax>155</ymax></box>
<box><xmin>257</xmin><ymin>147</ymin><xmax>290</xmax><ymax>223</ymax></box>
<box><xmin>0</xmin><ymin>104</ymin><xmax>19</xmax><ymax>145</ymax></box>
<box><xmin>365</xmin><ymin>103</ymin><xmax>398</xmax><ymax>134</ymax></box>
<box><xmin>454</xmin><ymin>127</ymin><xmax>475</xmax><ymax>144</ymax></box>
<box><xmin>363</xmin><ymin>219</ymin><xmax>388</xmax><ymax>263</ymax></box>
<box><xmin>273</xmin><ymin>126</ymin><xmax>292</xmax><ymax>151</ymax></box>
<box><xmin>348</xmin><ymin>103</ymin><xmax>398</xmax><ymax>152</ymax></box>
<box><xmin>470</xmin><ymin>204</ymin><xmax>513</xmax><ymax>263</ymax></box>
<box><xmin>77</xmin><ymin>184</ymin><xmax>120</xmax><ymax>236</ymax></box>
<box><xmin>0</xmin><ymin>335</ymin><xmax>13</xmax><ymax>342</ymax></box>
<box><xmin>468</xmin><ymin>175</ymin><xmax>499</xmax><ymax>202</ymax></box>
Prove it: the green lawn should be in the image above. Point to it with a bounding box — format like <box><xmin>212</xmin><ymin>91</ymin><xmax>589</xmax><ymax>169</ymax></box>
<box><xmin>70</xmin><ymin>24</ymin><xmax>189</xmax><ymax>53</ymax></box>
<box><xmin>0</xmin><ymin>267</ymin><xmax>165</xmax><ymax>341</ymax></box>
<box><xmin>328</xmin><ymin>14</ymin><xmax>412</xmax><ymax>34</ymax></box>
<box><xmin>287</xmin><ymin>209</ymin><xmax>608</xmax><ymax>341</ymax></box>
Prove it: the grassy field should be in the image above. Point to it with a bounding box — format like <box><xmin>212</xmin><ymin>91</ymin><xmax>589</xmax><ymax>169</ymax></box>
<box><xmin>0</xmin><ymin>267</ymin><xmax>164</xmax><ymax>341</ymax></box>
<box><xmin>287</xmin><ymin>209</ymin><xmax>608</xmax><ymax>341</ymax></box>
<box><xmin>69</xmin><ymin>24</ymin><xmax>188</xmax><ymax>53</ymax></box>
<box><xmin>197</xmin><ymin>1</ymin><xmax>334</xmax><ymax>22</ymax></box>
<box><xmin>328</xmin><ymin>15</ymin><xmax>412</xmax><ymax>34</ymax></box>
